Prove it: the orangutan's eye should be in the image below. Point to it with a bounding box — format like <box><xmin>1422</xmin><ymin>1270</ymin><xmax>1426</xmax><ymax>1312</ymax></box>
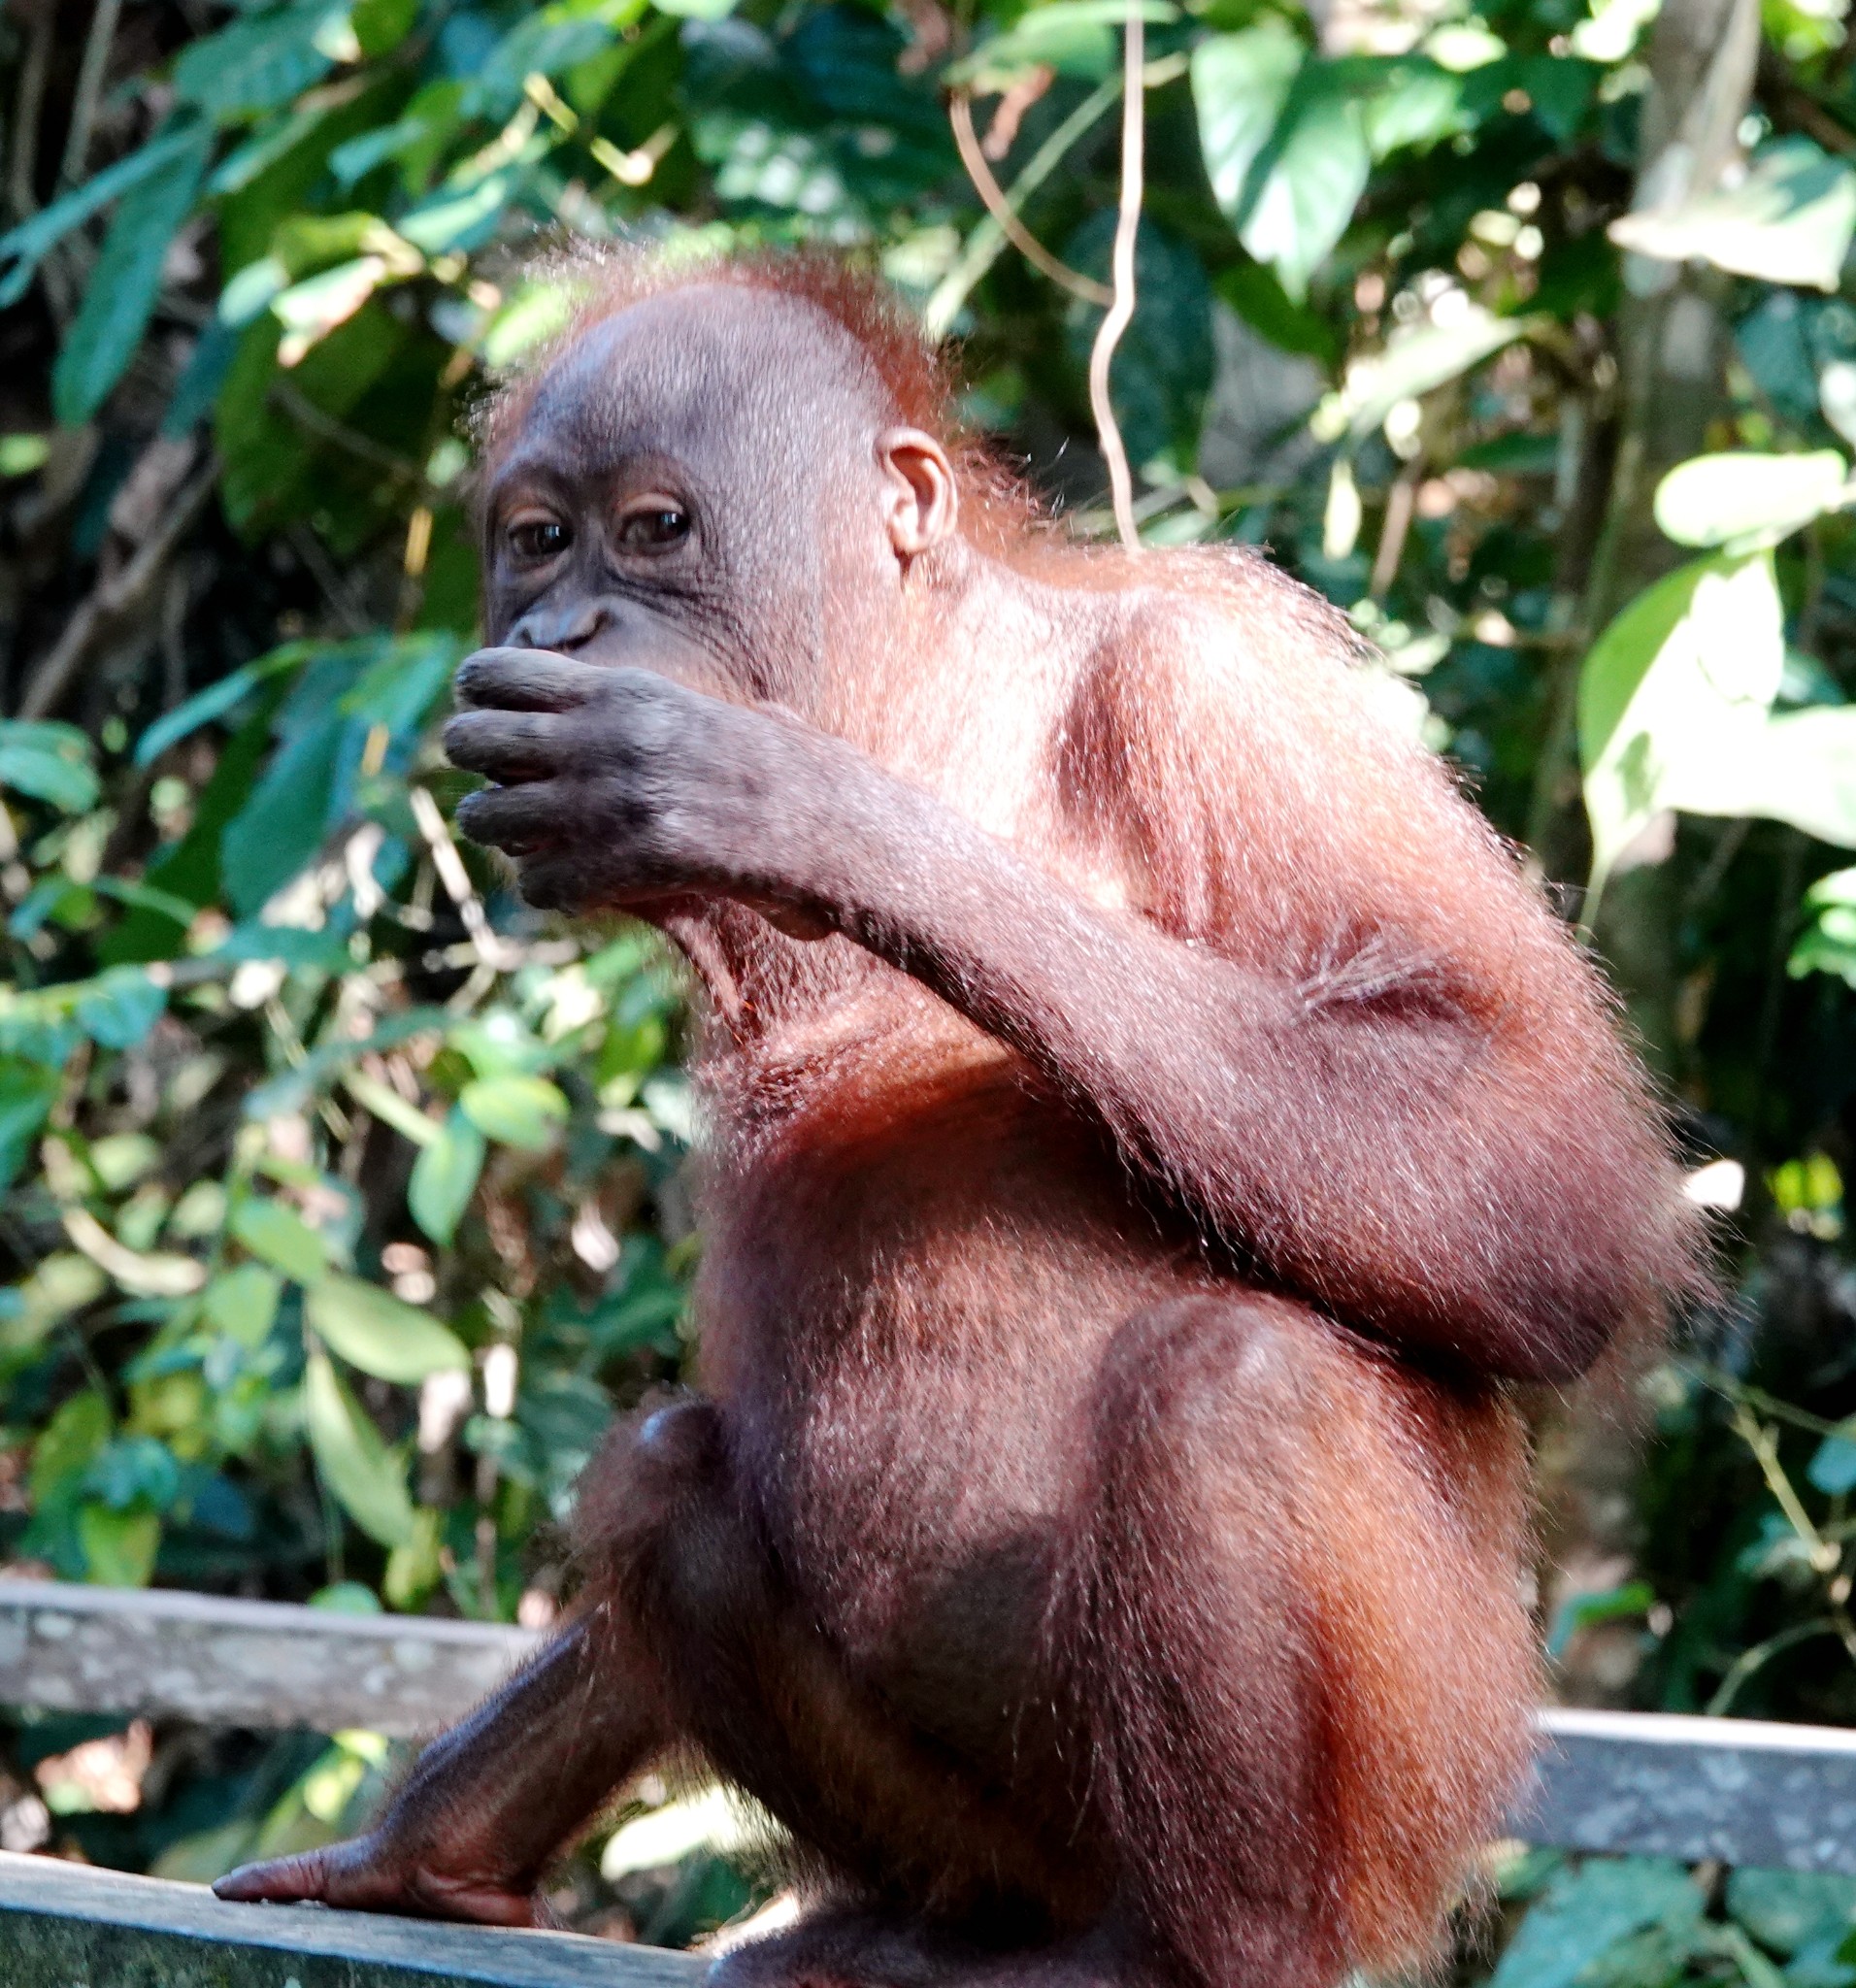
<box><xmin>509</xmin><ymin>517</ymin><xmax>571</xmax><ymax>562</ymax></box>
<box><xmin>615</xmin><ymin>501</ymin><xmax>690</xmax><ymax>550</ymax></box>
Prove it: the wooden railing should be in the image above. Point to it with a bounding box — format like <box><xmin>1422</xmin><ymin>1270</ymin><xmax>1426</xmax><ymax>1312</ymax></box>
<box><xmin>6</xmin><ymin>1577</ymin><xmax>1856</xmax><ymax>1981</ymax></box>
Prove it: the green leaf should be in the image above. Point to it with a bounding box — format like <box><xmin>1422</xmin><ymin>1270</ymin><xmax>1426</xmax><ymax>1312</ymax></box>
<box><xmin>1237</xmin><ymin>73</ymin><xmax>1371</xmax><ymax>301</ymax></box>
<box><xmin>0</xmin><ymin>720</ymin><xmax>99</xmax><ymax>812</ymax></box>
<box><xmin>309</xmin><ymin>1578</ymin><xmax>383</xmax><ymax>1613</ymax></box>
<box><xmin>1317</xmin><ymin>307</ymin><xmax>1531</xmax><ymax>440</ymax></box>
<box><xmin>134</xmin><ymin>641</ymin><xmax>310</xmax><ymax>767</ymax></box>
<box><xmin>408</xmin><ymin>1109</ymin><xmax>484</xmax><ymax>1245</ymax></box>
<box><xmin>1580</xmin><ymin>553</ymin><xmax>1786</xmax><ymax>893</ymax></box>
<box><xmin>30</xmin><ymin>1390</ymin><xmax>113</xmax><ymax>1507</ymax></box>
<box><xmin>1611</xmin><ymin>139</ymin><xmax>1856</xmax><ymax>292</ymax></box>
<box><xmin>351</xmin><ymin>0</ymin><xmax>418</xmax><ymax>58</ymax></box>
<box><xmin>229</xmin><ymin>1196</ymin><xmax>329</xmax><ymax>1283</ymax></box>
<box><xmin>52</xmin><ymin>122</ymin><xmax>214</xmax><ymax>426</ymax></box>
<box><xmin>459</xmin><ymin>1075</ymin><xmax>570</xmax><ymax>1151</ymax></box>
<box><xmin>306</xmin><ymin>1274</ymin><xmax>469</xmax><ymax>1383</ymax></box>
<box><xmin>302</xmin><ymin>1348</ymin><xmax>415</xmax><ymax>1547</ymax></box>
<box><xmin>0</xmin><ymin>1060</ymin><xmax>59</xmax><ymax>1189</ymax></box>
<box><xmin>1194</xmin><ymin>21</ymin><xmax>1306</xmax><ymax>224</ymax></box>
<box><xmin>77</xmin><ymin>1503</ymin><xmax>161</xmax><ymax>1587</ymax></box>
<box><xmin>1654</xmin><ymin>449</ymin><xmax>1847</xmax><ymax>550</ymax></box>
<box><xmin>1718</xmin><ymin>707</ymin><xmax>1856</xmax><ymax>846</ymax></box>
<box><xmin>202</xmin><ymin>1264</ymin><xmax>282</xmax><ymax>1346</ymax></box>
<box><xmin>1725</xmin><ymin>1869</ymin><xmax>1856</xmax><ymax>1957</ymax></box>
<box><xmin>0</xmin><ymin>123</ymin><xmax>209</xmax><ymax>307</ymax></box>
<box><xmin>72</xmin><ymin>968</ymin><xmax>168</xmax><ymax>1051</ymax></box>
<box><xmin>174</xmin><ymin>3</ymin><xmax>348</xmax><ymax>123</ymax></box>
<box><xmin>1489</xmin><ymin>1859</ymin><xmax>1704</xmax><ymax>1988</ymax></box>
<box><xmin>1791</xmin><ymin>866</ymin><xmax>1856</xmax><ymax>985</ymax></box>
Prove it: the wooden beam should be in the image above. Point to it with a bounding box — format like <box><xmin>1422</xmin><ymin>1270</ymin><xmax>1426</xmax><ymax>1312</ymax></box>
<box><xmin>11</xmin><ymin>1583</ymin><xmax>1856</xmax><ymax>1872</ymax></box>
<box><xmin>0</xmin><ymin>1577</ymin><xmax>535</xmax><ymax>1740</ymax></box>
<box><xmin>0</xmin><ymin>1848</ymin><xmax>707</xmax><ymax>1987</ymax></box>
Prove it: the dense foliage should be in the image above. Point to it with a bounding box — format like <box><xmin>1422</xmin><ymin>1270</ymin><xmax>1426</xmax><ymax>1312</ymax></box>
<box><xmin>6</xmin><ymin>0</ymin><xmax>1856</xmax><ymax>1966</ymax></box>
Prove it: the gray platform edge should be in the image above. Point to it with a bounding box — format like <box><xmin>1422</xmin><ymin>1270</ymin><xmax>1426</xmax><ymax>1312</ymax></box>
<box><xmin>0</xmin><ymin>1849</ymin><xmax>708</xmax><ymax>1988</ymax></box>
<box><xmin>9</xmin><ymin>1581</ymin><xmax>1856</xmax><ymax>1872</ymax></box>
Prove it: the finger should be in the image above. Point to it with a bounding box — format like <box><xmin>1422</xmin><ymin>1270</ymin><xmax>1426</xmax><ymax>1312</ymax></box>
<box><xmin>214</xmin><ymin>1849</ymin><xmax>334</xmax><ymax>1905</ymax></box>
<box><xmin>454</xmin><ymin>780</ymin><xmax>571</xmax><ymax>854</ymax></box>
<box><xmin>444</xmin><ymin>709</ymin><xmax>566</xmax><ymax>782</ymax></box>
<box><xmin>452</xmin><ymin>646</ymin><xmax>611</xmax><ymax>714</ymax></box>
<box><xmin>517</xmin><ymin>855</ymin><xmax>598</xmax><ymax>913</ymax></box>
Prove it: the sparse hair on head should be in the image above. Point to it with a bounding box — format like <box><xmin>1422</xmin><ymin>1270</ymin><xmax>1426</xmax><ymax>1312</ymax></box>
<box><xmin>473</xmin><ymin>239</ymin><xmax>1042</xmax><ymax>551</ymax></box>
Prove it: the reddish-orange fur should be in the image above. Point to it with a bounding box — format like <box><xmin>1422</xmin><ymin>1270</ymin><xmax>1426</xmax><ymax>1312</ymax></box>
<box><xmin>220</xmin><ymin>252</ymin><xmax>1697</xmax><ymax>1988</ymax></box>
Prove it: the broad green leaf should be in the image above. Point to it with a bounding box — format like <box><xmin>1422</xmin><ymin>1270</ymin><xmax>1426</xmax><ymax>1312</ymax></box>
<box><xmin>30</xmin><ymin>1389</ymin><xmax>113</xmax><ymax>1507</ymax></box>
<box><xmin>1714</xmin><ymin>707</ymin><xmax>1856</xmax><ymax>846</ymax></box>
<box><xmin>0</xmin><ymin>720</ymin><xmax>99</xmax><ymax>812</ymax></box>
<box><xmin>83</xmin><ymin>1435</ymin><xmax>182</xmax><ymax>1513</ymax></box>
<box><xmin>1489</xmin><ymin>1859</ymin><xmax>1704</xmax><ymax>1988</ymax></box>
<box><xmin>0</xmin><ymin>1060</ymin><xmax>59</xmax><ymax>1189</ymax></box>
<box><xmin>1194</xmin><ymin>21</ymin><xmax>1306</xmax><ymax>223</ymax></box>
<box><xmin>77</xmin><ymin>1503</ymin><xmax>161</xmax><ymax>1587</ymax></box>
<box><xmin>302</xmin><ymin>1348</ymin><xmax>415</xmax><ymax>1547</ymax></box>
<box><xmin>72</xmin><ymin>968</ymin><xmax>167</xmax><ymax>1051</ymax></box>
<box><xmin>52</xmin><ymin>123</ymin><xmax>214</xmax><ymax>426</ymax></box>
<box><xmin>309</xmin><ymin>1579</ymin><xmax>383</xmax><ymax>1613</ymax></box>
<box><xmin>202</xmin><ymin>1264</ymin><xmax>282</xmax><ymax>1346</ymax></box>
<box><xmin>306</xmin><ymin>1274</ymin><xmax>468</xmax><ymax>1383</ymax></box>
<box><xmin>133</xmin><ymin>642</ymin><xmax>310</xmax><ymax>767</ymax></box>
<box><xmin>174</xmin><ymin>3</ymin><xmax>349</xmax><ymax>122</ymax></box>
<box><xmin>1316</xmin><ymin>307</ymin><xmax>1531</xmax><ymax>440</ymax></box>
<box><xmin>1725</xmin><ymin>1869</ymin><xmax>1856</xmax><ymax>1956</ymax></box>
<box><xmin>1236</xmin><ymin>74</ymin><xmax>1371</xmax><ymax>301</ymax></box>
<box><xmin>1579</xmin><ymin>553</ymin><xmax>1786</xmax><ymax>893</ymax></box>
<box><xmin>383</xmin><ymin>1504</ymin><xmax>443</xmax><ymax>1609</ymax></box>
<box><xmin>0</xmin><ymin>123</ymin><xmax>208</xmax><ymax>307</ymax></box>
<box><xmin>1611</xmin><ymin>139</ymin><xmax>1856</xmax><ymax>292</ymax></box>
<box><xmin>408</xmin><ymin>1109</ymin><xmax>484</xmax><ymax>1245</ymax></box>
<box><xmin>1654</xmin><ymin>449</ymin><xmax>1847</xmax><ymax>549</ymax></box>
<box><xmin>1791</xmin><ymin>866</ymin><xmax>1856</xmax><ymax>985</ymax></box>
<box><xmin>229</xmin><ymin>1196</ymin><xmax>329</xmax><ymax>1283</ymax></box>
<box><xmin>459</xmin><ymin>1075</ymin><xmax>570</xmax><ymax>1151</ymax></box>
<box><xmin>351</xmin><ymin>0</ymin><xmax>418</xmax><ymax>58</ymax></box>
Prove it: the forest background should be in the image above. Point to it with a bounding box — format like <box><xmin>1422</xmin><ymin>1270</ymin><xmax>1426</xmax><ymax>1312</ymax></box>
<box><xmin>2</xmin><ymin>0</ymin><xmax>1856</xmax><ymax>1974</ymax></box>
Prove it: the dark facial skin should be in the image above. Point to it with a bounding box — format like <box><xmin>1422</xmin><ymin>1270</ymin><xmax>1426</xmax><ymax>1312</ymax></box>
<box><xmin>218</xmin><ymin>273</ymin><xmax>1693</xmax><ymax>1988</ymax></box>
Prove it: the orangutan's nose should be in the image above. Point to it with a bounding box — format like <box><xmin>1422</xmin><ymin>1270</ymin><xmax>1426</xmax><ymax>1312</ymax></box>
<box><xmin>508</xmin><ymin>599</ymin><xmax>610</xmax><ymax>653</ymax></box>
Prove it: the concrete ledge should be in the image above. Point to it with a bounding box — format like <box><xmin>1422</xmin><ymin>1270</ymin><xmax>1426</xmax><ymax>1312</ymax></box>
<box><xmin>11</xmin><ymin>1583</ymin><xmax>1856</xmax><ymax>1873</ymax></box>
<box><xmin>0</xmin><ymin>1578</ymin><xmax>536</xmax><ymax>1740</ymax></box>
<box><xmin>1530</xmin><ymin>1707</ymin><xmax>1856</xmax><ymax>1872</ymax></box>
<box><xmin>0</xmin><ymin>1850</ymin><xmax>709</xmax><ymax>1988</ymax></box>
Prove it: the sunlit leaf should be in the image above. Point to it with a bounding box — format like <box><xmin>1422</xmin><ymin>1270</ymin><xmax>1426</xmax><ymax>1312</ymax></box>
<box><xmin>77</xmin><ymin>1503</ymin><xmax>162</xmax><ymax>1587</ymax></box>
<box><xmin>0</xmin><ymin>720</ymin><xmax>99</xmax><ymax>812</ymax></box>
<box><xmin>229</xmin><ymin>1196</ymin><xmax>329</xmax><ymax>1283</ymax></box>
<box><xmin>306</xmin><ymin>1274</ymin><xmax>469</xmax><ymax>1383</ymax></box>
<box><xmin>202</xmin><ymin>1264</ymin><xmax>282</xmax><ymax>1346</ymax></box>
<box><xmin>1580</xmin><ymin>552</ymin><xmax>1786</xmax><ymax>895</ymax></box>
<box><xmin>459</xmin><ymin>1075</ymin><xmax>570</xmax><ymax>1151</ymax></box>
<box><xmin>73</xmin><ymin>968</ymin><xmax>168</xmax><ymax>1051</ymax></box>
<box><xmin>1611</xmin><ymin>139</ymin><xmax>1856</xmax><ymax>292</ymax></box>
<box><xmin>303</xmin><ymin>1348</ymin><xmax>415</xmax><ymax>1547</ymax></box>
<box><xmin>1654</xmin><ymin>449</ymin><xmax>1847</xmax><ymax>549</ymax></box>
<box><xmin>408</xmin><ymin>1109</ymin><xmax>485</xmax><ymax>1245</ymax></box>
